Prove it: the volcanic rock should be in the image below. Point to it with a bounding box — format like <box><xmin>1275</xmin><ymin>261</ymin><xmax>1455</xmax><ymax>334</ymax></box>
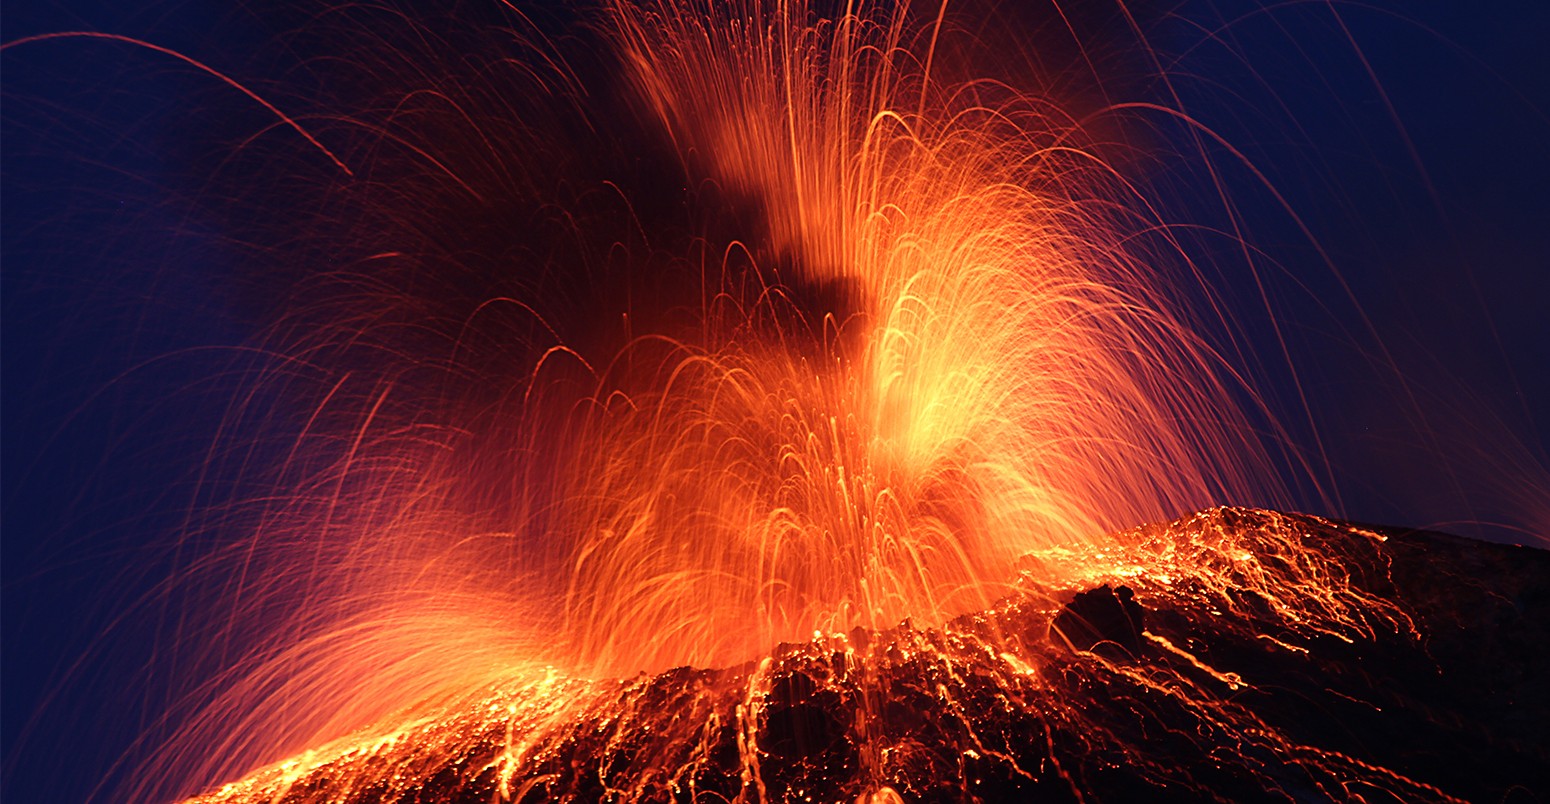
<box><xmin>1051</xmin><ymin>583</ymin><xmax>1144</xmax><ymax>655</ymax></box>
<box><xmin>187</xmin><ymin>508</ymin><xmax>1550</xmax><ymax>804</ymax></box>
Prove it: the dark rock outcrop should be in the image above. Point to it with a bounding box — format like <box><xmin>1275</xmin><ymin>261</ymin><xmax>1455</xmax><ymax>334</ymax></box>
<box><xmin>1051</xmin><ymin>583</ymin><xmax>1145</xmax><ymax>655</ymax></box>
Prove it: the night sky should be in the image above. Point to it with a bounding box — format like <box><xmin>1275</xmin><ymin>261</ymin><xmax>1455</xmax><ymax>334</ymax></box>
<box><xmin>4</xmin><ymin>1</ymin><xmax>1548</xmax><ymax>801</ymax></box>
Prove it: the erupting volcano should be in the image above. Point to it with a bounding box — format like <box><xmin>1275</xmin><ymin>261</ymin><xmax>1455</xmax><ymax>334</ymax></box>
<box><xmin>3</xmin><ymin>1</ymin><xmax>1546</xmax><ymax>802</ymax></box>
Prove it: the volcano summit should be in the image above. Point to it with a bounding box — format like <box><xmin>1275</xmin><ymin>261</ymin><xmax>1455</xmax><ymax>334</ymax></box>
<box><xmin>189</xmin><ymin>508</ymin><xmax>1549</xmax><ymax>803</ymax></box>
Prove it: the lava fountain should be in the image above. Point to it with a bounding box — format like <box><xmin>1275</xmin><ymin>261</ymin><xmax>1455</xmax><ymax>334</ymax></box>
<box><xmin>134</xmin><ymin>0</ymin><xmax>1290</xmax><ymax>794</ymax></box>
<box><xmin>550</xmin><ymin>0</ymin><xmax>1289</xmax><ymax>675</ymax></box>
<box><xmin>6</xmin><ymin>1</ymin><xmax>1542</xmax><ymax>802</ymax></box>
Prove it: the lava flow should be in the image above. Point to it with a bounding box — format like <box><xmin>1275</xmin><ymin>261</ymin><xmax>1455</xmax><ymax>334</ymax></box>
<box><xmin>29</xmin><ymin>0</ymin><xmax>1532</xmax><ymax>801</ymax></box>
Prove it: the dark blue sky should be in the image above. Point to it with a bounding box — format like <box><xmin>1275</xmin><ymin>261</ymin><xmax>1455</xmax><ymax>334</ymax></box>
<box><xmin>5</xmin><ymin>1</ymin><xmax>1548</xmax><ymax>801</ymax></box>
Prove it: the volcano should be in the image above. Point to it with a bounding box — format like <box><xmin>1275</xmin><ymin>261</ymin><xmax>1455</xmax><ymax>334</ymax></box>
<box><xmin>187</xmin><ymin>508</ymin><xmax>1548</xmax><ymax>803</ymax></box>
